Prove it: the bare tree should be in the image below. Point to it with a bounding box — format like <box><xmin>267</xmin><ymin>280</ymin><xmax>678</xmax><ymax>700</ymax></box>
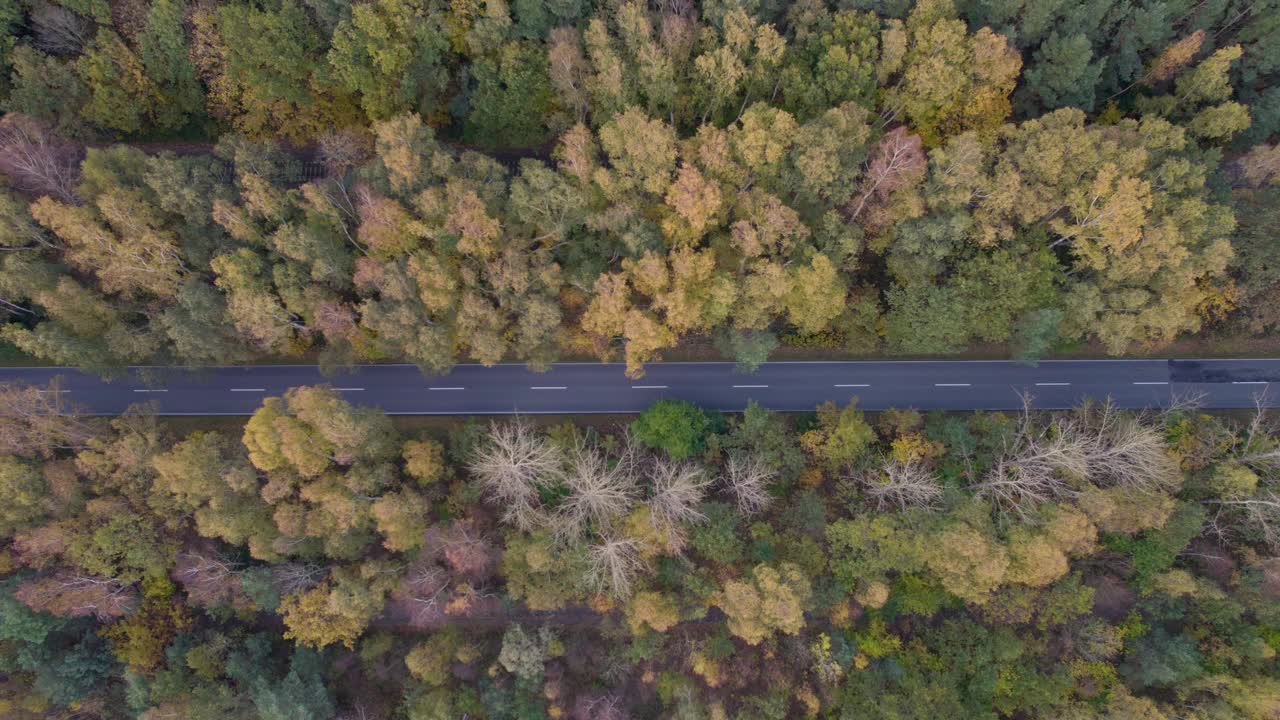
<box><xmin>547</xmin><ymin>28</ymin><xmax>590</xmax><ymax>122</ymax></box>
<box><xmin>978</xmin><ymin>433</ymin><xmax>1085</xmax><ymax>518</ymax></box>
<box><xmin>572</xmin><ymin>693</ymin><xmax>632</xmax><ymax>720</ymax></box>
<box><xmin>846</xmin><ymin>127</ymin><xmax>926</xmax><ymax>221</ymax></box>
<box><xmin>721</xmin><ymin>454</ymin><xmax>775</xmax><ymax>516</ymax></box>
<box><xmin>975</xmin><ymin>400</ymin><xmax>1087</xmax><ymax>519</ymax></box>
<box><xmin>647</xmin><ymin>456</ymin><xmax>710</xmax><ymax>544</ymax></box>
<box><xmin>557</xmin><ymin>440</ymin><xmax>638</xmax><ymax>538</ymax></box>
<box><xmin>318</xmin><ymin>130</ymin><xmax>372</xmax><ymax>176</ymax></box>
<box><xmin>425</xmin><ymin>520</ymin><xmax>499</xmax><ymax>583</ymax></box>
<box><xmin>587</xmin><ymin>536</ymin><xmax>645</xmax><ymax>599</ymax></box>
<box><xmin>1232</xmin><ymin>142</ymin><xmax>1280</xmax><ymax>188</ymax></box>
<box><xmin>270</xmin><ymin>562</ymin><xmax>329</xmax><ymax>596</ymax></box>
<box><xmin>335</xmin><ymin>705</ymin><xmax>373</xmax><ymax>720</ymax></box>
<box><xmin>15</xmin><ymin>571</ymin><xmax>137</xmax><ymax>620</ymax></box>
<box><xmin>1077</xmin><ymin>401</ymin><xmax>1180</xmax><ymax>493</ymax></box>
<box><xmin>1208</xmin><ymin>492</ymin><xmax>1280</xmax><ymax>553</ymax></box>
<box><xmin>403</xmin><ymin>563</ymin><xmax>452</xmax><ymax>623</ymax></box>
<box><xmin>0</xmin><ymin>379</ymin><xmax>99</xmax><ymax>458</ymax></box>
<box><xmin>30</xmin><ymin>2</ymin><xmax>94</xmax><ymax>55</ymax></box>
<box><xmin>172</xmin><ymin>549</ymin><xmax>251</xmax><ymax>609</ymax></box>
<box><xmin>1234</xmin><ymin>395</ymin><xmax>1280</xmax><ymax>476</ymax></box>
<box><xmin>0</xmin><ymin>115</ymin><xmax>82</xmax><ymax>203</ymax></box>
<box><xmin>469</xmin><ymin>420</ymin><xmax>563</xmax><ymax>531</ymax></box>
<box><xmin>860</xmin><ymin>458</ymin><xmax>942</xmax><ymax>512</ymax></box>
<box><xmin>977</xmin><ymin>397</ymin><xmax>1178</xmax><ymax>520</ymax></box>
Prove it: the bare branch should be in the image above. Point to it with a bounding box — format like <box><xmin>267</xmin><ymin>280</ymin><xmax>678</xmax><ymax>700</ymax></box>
<box><xmin>469</xmin><ymin>420</ymin><xmax>564</xmax><ymax>531</ymax></box>
<box><xmin>721</xmin><ymin>453</ymin><xmax>775</xmax><ymax>516</ymax></box>
<box><xmin>30</xmin><ymin>2</ymin><xmax>93</xmax><ymax>56</ymax></box>
<box><xmin>270</xmin><ymin>562</ymin><xmax>329</xmax><ymax>596</ymax></box>
<box><xmin>556</xmin><ymin>439</ymin><xmax>638</xmax><ymax>539</ymax></box>
<box><xmin>1207</xmin><ymin>491</ymin><xmax>1280</xmax><ymax>552</ymax></box>
<box><xmin>15</xmin><ymin>571</ymin><xmax>137</xmax><ymax>620</ymax></box>
<box><xmin>587</xmin><ymin>536</ymin><xmax>645</xmax><ymax>599</ymax></box>
<box><xmin>859</xmin><ymin>457</ymin><xmax>942</xmax><ymax>512</ymax></box>
<box><xmin>647</xmin><ymin>456</ymin><xmax>710</xmax><ymax>546</ymax></box>
<box><xmin>0</xmin><ymin>115</ymin><xmax>81</xmax><ymax>203</ymax></box>
<box><xmin>0</xmin><ymin>379</ymin><xmax>99</xmax><ymax>457</ymax></box>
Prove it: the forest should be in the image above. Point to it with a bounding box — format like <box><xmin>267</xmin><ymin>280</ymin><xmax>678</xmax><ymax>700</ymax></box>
<box><xmin>0</xmin><ymin>0</ymin><xmax>1275</xmax><ymax>374</ymax></box>
<box><xmin>1</xmin><ymin>383</ymin><xmax>1279</xmax><ymax>718</ymax></box>
<box><xmin>1</xmin><ymin>0</ymin><xmax>1280</xmax><ymax>717</ymax></box>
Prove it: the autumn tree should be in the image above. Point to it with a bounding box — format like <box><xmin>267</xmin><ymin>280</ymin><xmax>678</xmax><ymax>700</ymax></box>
<box><xmin>978</xmin><ymin>109</ymin><xmax>1234</xmax><ymax>353</ymax></box>
<box><xmin>800</xmin><ymin>399</ymin><xmax>875</xmax><ymax>471</ymax></box>
<box><xmin>150</xmin><ymin>430</ymin><xmax>281</xmax><ymax>561</ymax></box>
<box><xmin>625</xmin><ymin>590</ymin><xmax>680</xmax><ymax>633</ymax></box>
<box><xmin>280</xmin><ymin>562</ymin><xmax>398</xmax><ymax>649</ymax></box>
<box><xmin>882</xmin><ymin>0</ymin><xmax>1021</xmax><ymax>145</ymax></box>
<box><xmin>241</xmin><ymin>386</ymin><xmax>403</xmax><ymax>559</ymax></box>
<box><xmin>718</xmin><ymin>562</ymin><xmax>811</xmax><ymax>645</ymax></box>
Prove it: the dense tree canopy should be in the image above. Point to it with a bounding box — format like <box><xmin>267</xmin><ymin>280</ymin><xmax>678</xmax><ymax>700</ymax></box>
<box><xmin>0</xmin><ymin>388</ymin><xmax>1276</xmax><ymax>718</ymax></box>
<box><xmin>0</xmin><ymin>0</ymin><xmax>1277</xmax><ymax>712</ymax></box>
<box><xmin>0</xmin><ymin>0</ymin><xmax>1270</xmax><ymax>374</ymax></box>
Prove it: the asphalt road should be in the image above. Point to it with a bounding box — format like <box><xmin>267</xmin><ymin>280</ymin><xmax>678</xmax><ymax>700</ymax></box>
<box><xmin>1</xmin><ymin>358</ymin><xmax>1279</xmax><ymax>415</ymax></box>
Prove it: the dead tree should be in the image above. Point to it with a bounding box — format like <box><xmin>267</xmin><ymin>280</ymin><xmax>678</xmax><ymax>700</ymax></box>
<box><xmin>15</xmin><ymin>571</ymin><xmax>137</xmax><ymax>620</ymax></box>
<box><xmin>846</xmin><ymin>127</ymin><xmax>926</xmax><ymax>221</ymax></box>
<box><xmin>0</xmin><ymin>115</ymin><xmax>81</xmax><ymax>202</ymax></box>
<box><xmin>469</xmin><ymin>420</ymin><xmax>563</xmax><ymax>531</ymax></box>
<box><xmin>587</xmin><ymin>536</ymin><xmax>645</xmax><ymax>599</ymax></box>
<box><xmin>557</xmin><ymin>439</ymin><xmax>638</xmax><ymax>539</ymax></box>
<box><xmin>0</xmin><ymin>379</ymin><xmax>99</xmax><ymax>458</ymax></box>
<box><xmin>860</xmin><ymin>458</ymin><xmax>943</xmax><ymax>512</ymax></box>
<box><xmin>647</xmin><ymin>456</ymin><xmax>710</xmax><ymax>545</ymax></box>
<box><xmin>722</xmin><ymin>453</ymin><xmax>775</xmax><ymax>516</ymax></box>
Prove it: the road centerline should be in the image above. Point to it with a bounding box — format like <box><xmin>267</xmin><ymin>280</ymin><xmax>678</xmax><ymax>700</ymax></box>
<box><xmin>7</xmin><ymin>358</ymin><xmax>1280</xmax><ymax>415</ymax></box>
